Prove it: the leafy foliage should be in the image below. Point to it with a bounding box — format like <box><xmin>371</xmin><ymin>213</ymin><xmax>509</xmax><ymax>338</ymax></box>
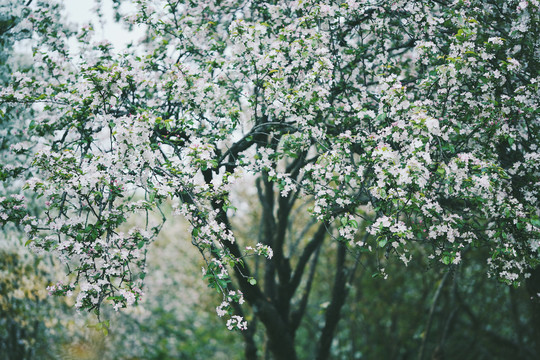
<box><xmin>0</xmin><ymin>0</ymin><xmax>539</xmax><ymax>359</ymax></box>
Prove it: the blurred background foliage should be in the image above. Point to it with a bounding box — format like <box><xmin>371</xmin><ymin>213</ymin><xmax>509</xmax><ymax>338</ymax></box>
<box><xmin>1</xmin><ymin>211</ymin><xmax>243</xmax><ymax>360</ymax></box>
<box><xmin>1</xmin><ymin>202</ymin><xmax>538</xmax><ymax>359</ymax></box>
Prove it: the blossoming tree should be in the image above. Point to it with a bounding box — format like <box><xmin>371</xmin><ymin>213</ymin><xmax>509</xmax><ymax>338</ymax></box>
<box><xmin>1</xmin><ymin>0</ymin><xmax>539</xmax><ymax>358</ymax></box>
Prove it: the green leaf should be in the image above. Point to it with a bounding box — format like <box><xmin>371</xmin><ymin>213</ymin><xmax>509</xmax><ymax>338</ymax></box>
<box><xmin>248</xmin><ymin>278</ymin><xmax>257</xmax><ymax>285</ymax></box>
<box><xmin>442</xmin><ymin>255</ymin><xmax>452</xmax><ymax>265</ymax></box>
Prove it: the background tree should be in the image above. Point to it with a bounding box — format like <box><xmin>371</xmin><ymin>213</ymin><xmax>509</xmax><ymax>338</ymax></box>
<box><xmin>0</xmin><ymin>0</ymin><xmax>539</xmax><ymax>359</ymax></box>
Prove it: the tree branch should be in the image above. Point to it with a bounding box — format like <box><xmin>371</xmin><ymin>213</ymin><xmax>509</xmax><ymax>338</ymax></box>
<box><xmin>290</xmin><ymin>223</ymin><xmax>327</xmax><ymax>295</ymax></box>
<box><xmin>418</xmin><ymin>271</ymin><xmax>450</xmax><ymax>360</ymax></box>
<box><xmin>290</xmin><ymin>244</ymin><xmax>321</xmax><ymax>333</ymax></box>
<box><xmin>316</xmin><ymin>242</ymin><xmax>349</xmax><ymax>360</ymax></box>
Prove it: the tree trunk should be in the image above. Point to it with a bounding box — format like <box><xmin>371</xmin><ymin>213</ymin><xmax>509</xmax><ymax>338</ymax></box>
<box><xmin>256</xmin><ymin>300</ymin><xmax>297</xmax><ymax>360</ymax></box>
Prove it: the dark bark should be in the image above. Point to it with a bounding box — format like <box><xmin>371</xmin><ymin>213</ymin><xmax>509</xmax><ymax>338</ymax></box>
<box><xmin>290</xmin><ymin>223</ymin><xmax>327</xmax><ymax>295</ymax></box>
<box><xmin>205</xmin><ymin>118</ymin><xmax>354</xmax><ymax>359</ymax></box>
<box><xmin>255</xmin><ymin>299</ymin><xmax>297</xmax><ymax>360</ymax></box>
<box><xmin>230</xmin><ymin>301</ymin><xmax>258</xmax><ymax>360</ymax></box>
<box><xmin>256</xmin><ymin>175</ymin><xmax>277</xmax><ymax>301</ymax></box>
<box><xmin>290</xmin><ymin>244</ymin><xmax>322</xmax><ymax>333</ymax></box>
<box><xmin>203</xmin><ymin>165</ymin><xmax>298</xmax><ymax>360</ymax></box>
<box><xmin>418</xmin><ymin>271</ymin><xmax>450</xmax><ymax>360</ymax></box>
<box><xmin>316</xmin><ymin>243</ymin><xmax>349</xmax><ymax>360</ymax></box>
<box><xmin>222</xmin><ymin>217</ymin><xmax>299</xmax><ymax>360</ymax></box>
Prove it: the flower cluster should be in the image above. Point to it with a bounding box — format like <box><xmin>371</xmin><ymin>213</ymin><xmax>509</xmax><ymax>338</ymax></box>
<box><xmin>1</xmin><ymin>0</ymin><xmax>538</xmax><ymax>331</ymax></box>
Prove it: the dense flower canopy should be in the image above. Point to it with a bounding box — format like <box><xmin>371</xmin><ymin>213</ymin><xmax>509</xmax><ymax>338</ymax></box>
<box><xmin>1</xmin><ymin>0</ymin><xmax>539</xmax><ymax>334</ymax></box>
